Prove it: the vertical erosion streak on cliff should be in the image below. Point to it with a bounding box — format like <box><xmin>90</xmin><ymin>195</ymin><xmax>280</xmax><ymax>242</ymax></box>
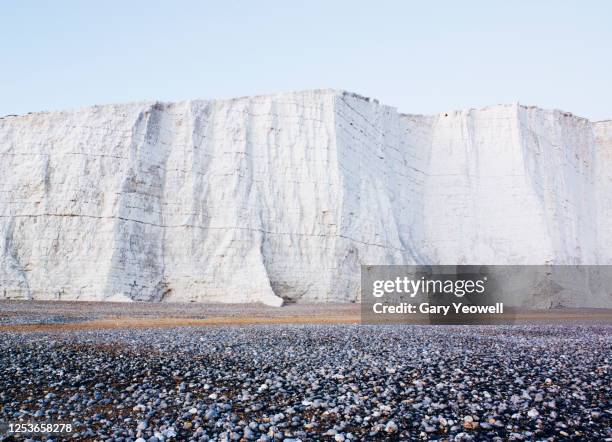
<box><xmin>247</xmin><ymin>96</ymin><xmax>290</xmax><ymax>304</ymax></box>
<box><xmin>159</xmin><ymin>101</ymin><xmax>212</xmax><ymax>302</ymax></box>
<box><xmin>422</xmin><ymin>104</ymin><xmax>558</xmax><ymax>267</ymax></box>
<box><xmin>254</xmin><ymin>92</ymin><xmax>343</xmax><ymax>303</ymax></box>
<box><xmin>396</xmin><ymin>113</ymin><xmax>433</xmax><ymax>264</ymax></box>
<box><xmin>158</xmin><ymin>97</ymin><xmax>287</xmax><ymax>306</ymax></box>
<box><xmin>595</xmin><ymin>121</ymin><xmax>612</xmax><ymax>265</ymax></box>
<box><xmin>239</xmin><ymin>97</ymin><xmax>282</xmax><ymax>306</ymax></box>
<box><xmin>516</xmin><ymin>106</ymin><xmax>598</xmax><ymax>265</ymax></box>
<box><xmin>333</xmin><ymin>93</ymin><xmax>427</xmax><ymax>302</ymax></box>
<box><xmin>104</xmin><ymin>103</ymin><xmax>170</xmax><ymax>301</ymax></box>
<box><xmin>0</xmin><ymin>217</ymin><xmax>31</xmax><ymax>299</ymax></box>
<box><xmin>238</xmin><ymin>91</ymin><xmax>341</xmax><ymax>304</ymax></box>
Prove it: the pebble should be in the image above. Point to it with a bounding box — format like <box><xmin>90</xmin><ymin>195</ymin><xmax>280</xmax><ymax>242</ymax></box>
<box><xmin>527</xmin><ymin>408</ymin><xmax>539</xmax><ymax>418</ymax></box>
<box><xmin>385</xmin><ymin>420</ymin><xmax>398</xmax><ymax>433</ymax></box>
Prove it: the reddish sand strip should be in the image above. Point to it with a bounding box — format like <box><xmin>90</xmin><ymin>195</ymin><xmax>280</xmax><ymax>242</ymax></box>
<box><xmin>0</xmin><ymin>315</ymin><xmax>361</xmax><ymax>332</ymax></box>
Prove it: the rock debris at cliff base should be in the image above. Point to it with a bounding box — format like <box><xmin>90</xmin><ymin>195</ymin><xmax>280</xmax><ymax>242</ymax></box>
<box><xmin>1</xmin><ymin>324</ymin><xmax>610</xmax><ymax>441</ymax></box>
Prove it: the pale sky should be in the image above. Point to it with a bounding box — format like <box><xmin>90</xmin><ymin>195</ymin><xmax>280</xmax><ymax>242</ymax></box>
<box><xmin>2</xmin><ymin>1</ymin><xmax>610</xmax><ymax>120</ymax></box>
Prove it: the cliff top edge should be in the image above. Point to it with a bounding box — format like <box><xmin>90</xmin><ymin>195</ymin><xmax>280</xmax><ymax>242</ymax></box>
<box><xmin>0</xmin><ymin>89</ymin><xmax>608</xmax><ymax>124</ymax></box>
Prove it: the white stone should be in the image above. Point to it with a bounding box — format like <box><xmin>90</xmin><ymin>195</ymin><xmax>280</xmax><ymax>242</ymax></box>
<box><xmin>527</xmin><ymin>408</ymin><xmax>540</xmax><ymax>418</ymax></box>
<box><xmin>0</xmin><ymin>90</ymin><xmax>610</xmax><ymax>306</ymax></box>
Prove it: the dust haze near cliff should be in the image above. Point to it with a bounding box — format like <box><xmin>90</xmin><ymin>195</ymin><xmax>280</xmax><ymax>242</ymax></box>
<box><xmin>1</xmin><ymin>90</ymin><xmax>610</xmax><ymax>306</ymax></box>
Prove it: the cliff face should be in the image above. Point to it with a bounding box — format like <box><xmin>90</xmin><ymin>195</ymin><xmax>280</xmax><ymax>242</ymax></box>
<box><xmin>0</xmin><ymin>90</ymin><xmax>610</xmax><ymax>306</ymax></box>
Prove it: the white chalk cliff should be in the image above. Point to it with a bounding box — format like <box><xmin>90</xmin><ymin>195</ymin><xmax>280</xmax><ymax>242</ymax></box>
<box><xmin>1</xmin><ymin>90</ymin><xmax>610</xmax><ymax>307</ymax></box>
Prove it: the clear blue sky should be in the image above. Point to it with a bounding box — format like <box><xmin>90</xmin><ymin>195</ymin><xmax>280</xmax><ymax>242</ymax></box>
<box><xmin>2</xmin><ymin>1</ymin><xmax>610</xmax><ymax>120</ymax></box>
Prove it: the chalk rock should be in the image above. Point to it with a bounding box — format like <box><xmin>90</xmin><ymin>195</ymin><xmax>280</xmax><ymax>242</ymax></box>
<box><xmin>0</xmin><ymin>90</ymin><xmax>610</xmax><ymax>306</ymax></box>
